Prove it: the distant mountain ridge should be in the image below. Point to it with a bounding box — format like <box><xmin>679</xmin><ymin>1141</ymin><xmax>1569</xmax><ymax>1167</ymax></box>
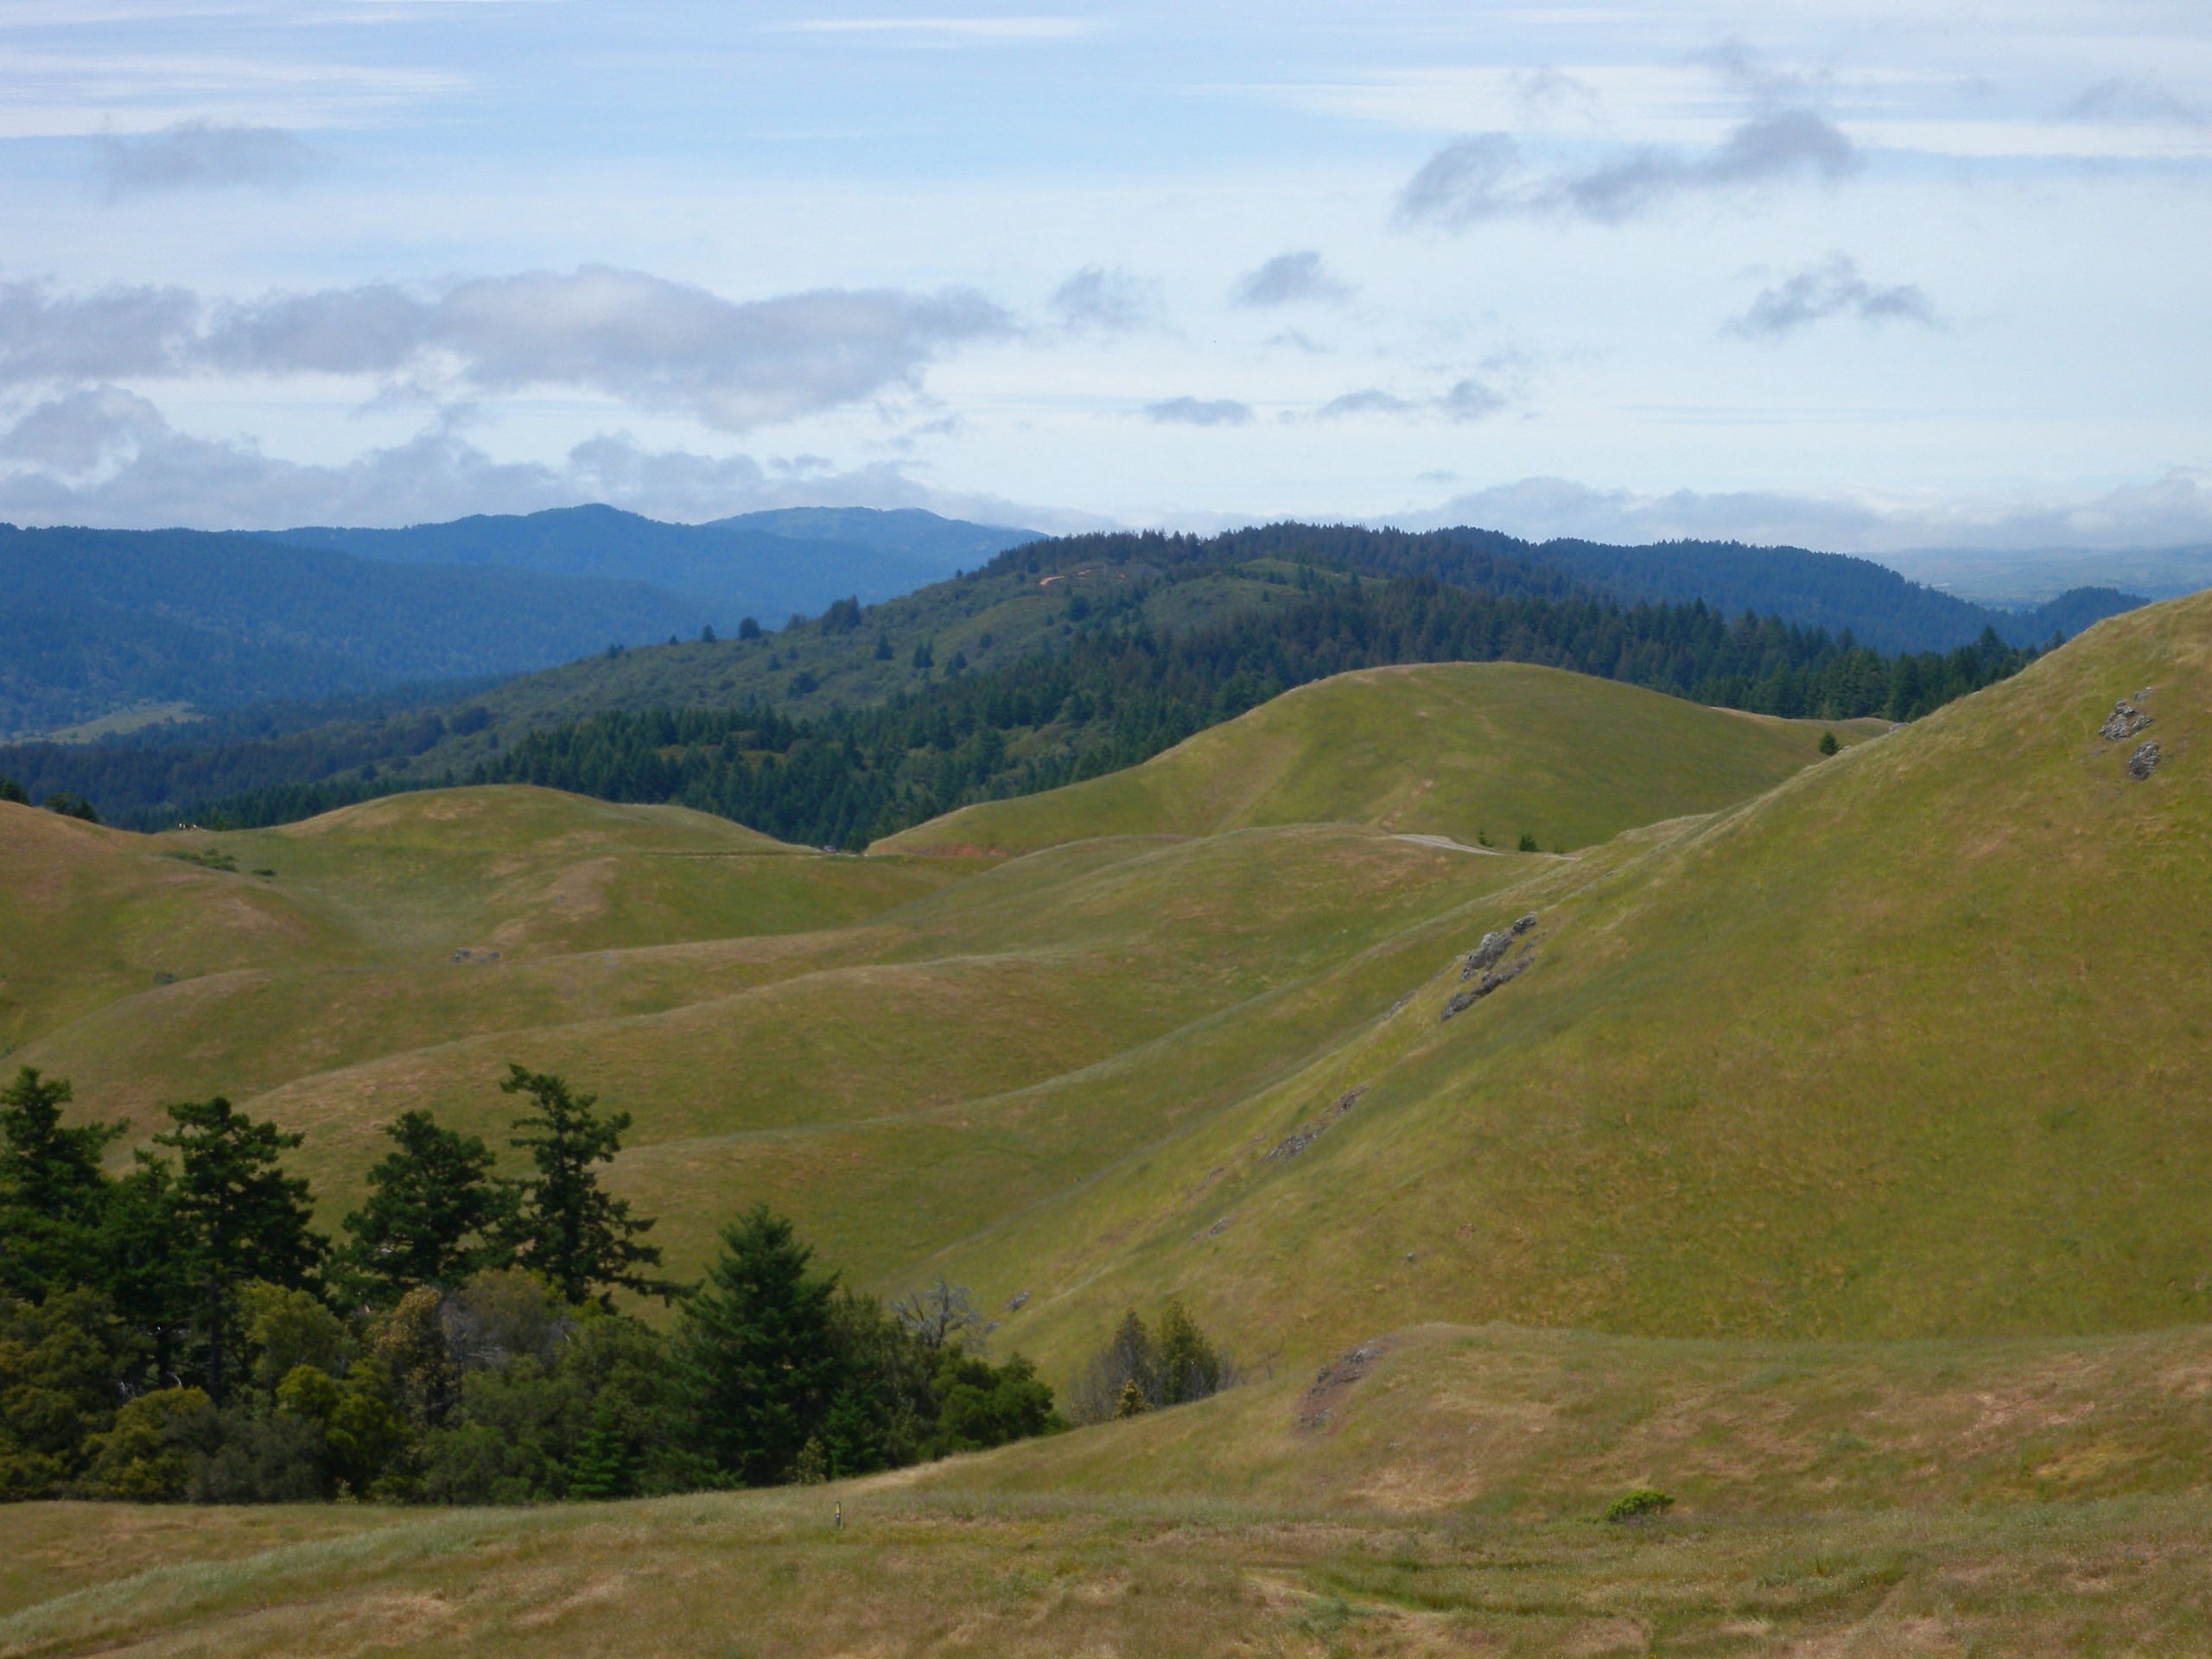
<box><xmin>0</xmin><ymin>524</ymin><xmax>708</xmax><ymax>739</ymax></box>
<box><xmin>1434</xmin><ymin>529</ymin><xmax>2145</xmax><ymax>654</ymax></box>
<box><xmin>257</xmin><ymin>504</ymin><xmax>1040</xmax><ymax>625</ymax></box>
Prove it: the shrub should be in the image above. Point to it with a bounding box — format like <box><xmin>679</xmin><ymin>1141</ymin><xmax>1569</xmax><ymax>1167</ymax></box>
<box><xmin>1818</xmin><ymin>729</ymin><xmax>1840</xmax><ymax>755</ymax></box>
<box><xmin>1516</xmin><ymin>832</ymin><xmax>1539</xmax><ymax>853</ymax></box>
<box><xmin>1604</xmin><ymin>1488</ymin><xmax>1675</xmax><ymax>1523</ymax></box>
<box><xmin>78</xmin><ymin>1388</ymin><xmax>211</xmax><ymax>1500</ymax></box>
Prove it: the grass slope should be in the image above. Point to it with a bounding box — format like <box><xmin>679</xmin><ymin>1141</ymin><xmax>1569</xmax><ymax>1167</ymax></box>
<box><xmin>878</xmin><ymin>661</ymin><xmax>1878</xmax><ymax>855</ymax></box>
<box><xmin>14</xmin><ymin>599</ymin><xmax>2208</xmax><ymax>1364</ymax></box>
<box><xmin>918</xmin><ymin>594</ymin><xmax>2212</xmax><ymax>1369</ymax></box>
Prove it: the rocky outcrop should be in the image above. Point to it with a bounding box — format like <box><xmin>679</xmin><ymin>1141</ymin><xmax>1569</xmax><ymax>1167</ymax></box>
<box><xmin>2100</xmin><ymin>697</ymin><xmax>2152</xmax><ymax>742</ymax></box>
<box><xmin>2129</xmin><ymin>741</ymin><xmax>2162</xmax><ymax>780</ymax></box>
<box><xmin>1460</xmin><ymin>913</ymin><xmax>1538</xmax><ymax>980</ymax></box>
<box><xmin>1262</xmin><ymin>1085</ymin><xmax>1369</xmax><ymax>1163</ymax></box>
<box><xmin>1443</xmin><ymin>945</ymin><xmax>1535</xmax><ymax>1020</ymax></box>
<box><xmin>1297</xmin><ymin>1340</ymin><xmax>1386</xmax><ymax>1430</ymax></box>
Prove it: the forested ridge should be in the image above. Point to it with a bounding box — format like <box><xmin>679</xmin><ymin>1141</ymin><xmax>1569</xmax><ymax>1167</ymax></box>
<box><xmin>137</xmin><ymin>564</ymin><xmax>2034</xmax><ymax>848</ymax></box>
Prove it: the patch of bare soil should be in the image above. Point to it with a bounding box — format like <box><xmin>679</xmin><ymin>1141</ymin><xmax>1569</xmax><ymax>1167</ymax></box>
<box><xmin>1298</xmin><ymin>1338</ymin><xmax>1391</xmax><ymax>1431</ymax></box>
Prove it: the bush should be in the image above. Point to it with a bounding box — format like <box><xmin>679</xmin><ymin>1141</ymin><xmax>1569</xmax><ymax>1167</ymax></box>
<box><xmin>78</xmin><ymin>1389</ymin><xmax>210</xmax><ymax>1500</ymax></box>
<box><xmin>1516</xmin><ymin>832</ymin><xmax>1539</xmax><ymax>852</ymax></box>
<box><xmin>1604</xmin><ymin>1488</ymin><xmax>1675</xmax><ymax>1523</ymax></box>
<box><xmin>1818</xmin><ymin>729</ymin><xmax>1840</xmax><ymax>755</ymax></box>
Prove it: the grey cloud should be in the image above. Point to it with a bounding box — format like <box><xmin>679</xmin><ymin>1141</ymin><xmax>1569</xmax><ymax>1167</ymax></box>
<box><xmin>1319</xmin><ymin>389</ymin><xmax>1414</xmax><ymax>417</ymax></box>
<box><xmin>0</xmin><ymin>268</ymin><xmax>1012</xmax><ymax>432</ymax></box>
<box><xmin>1395</xmin><ymin>133</ymin><xmax>1523</xmax><ymax>227</ymax></box>
<box><xmin>1395</xmin><ymin>471</ymin><xmax>2212</xmax><ymax>556</ymax></box>
<box><xmin>1439</xmin><ymin>377</ymin><xmax>1505</xmax><ymax>420</ymax></box>
<box><xmin>1396</xmin><ymin>109</ymin><xmax>1858</xmax><ymax>229</ymax></box>
<box><xmin>92</xmin><ymin>121</ymin><xmax>321</xmax><ymax>201</ymax></box>
<box><xmin>0</xmin><ymin>281</ymin><xmax>199</xmax><ymax>382</ymax></box>
<box><xmin>2062</xmin><ymin>78</ymin><xmax>2206</xmax><ymax>127</ymax></box>
<box><xmin>1231</xmin><ymin>251</ymin><xmax>1353</xmax><ymax>308</ymax></box>
<box><xmin>1726</xmin><ymin>256</ymin><xmax>1943</xmax><ymax>339</ymax></box>
<box><xmin>0</xmin><ymin>386</ymin><xmax>1095</xmax><ymax>532</ymax></box>
<box><xmin>1511</xmin><ymin>66</ymin><xmax>1600</xmax><ymax>120</ymax></box>
<box><xmin>1049</xmin><ymin>266</ymin><xmax>1158</xmax><ymax>334</ymax></box>
<box><xmin>1317</xmin><ymin>376</ymin><xmax>1504</xmax><ymax>423</ymax></box>
<box><xmin>1699</xmin><ymin>38</ymin><xmax>1817</xmax><ymax>104</ymax></box>
<box><xmin>1142</xmin><ymin>397</ymin><xmax>1253</xmax><ymax>426</ymax></box>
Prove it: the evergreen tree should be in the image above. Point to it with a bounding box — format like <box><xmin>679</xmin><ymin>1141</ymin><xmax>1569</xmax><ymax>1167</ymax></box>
<box><xmin>0</xmin><ymin>1067</ymin><xmax>122</xmax><ymax>1301</ymax></box>
<box><xmin>500</xmin><ymin>1065</ymin><xmax>676</xmax><ymax>1307</ymax></box>
<box><xmin>675</xmin><ymin>1205</ymin><xmax>841</xmax><ymax>1486</ymax></box>
<box><xmin>151</xmin><ymin>1097</ymin><xmax>326</xmax><ymax>1403</ymax></box>
<box><xmin>1154</xmin><ymin>1300</ymin><xmax>1224</xmax><ymax>1405</ymax></box>
<box><xmin>340</xmin><ymin>1110</ymin><xmax>515</xmax><ymax>1303</ymax></box>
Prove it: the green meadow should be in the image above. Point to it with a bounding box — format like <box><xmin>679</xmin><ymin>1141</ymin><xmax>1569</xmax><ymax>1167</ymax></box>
<box><xmin>5</xmin><ymin>607</ymin><xmax>2211</xmax><ymax>1653</ymax></box>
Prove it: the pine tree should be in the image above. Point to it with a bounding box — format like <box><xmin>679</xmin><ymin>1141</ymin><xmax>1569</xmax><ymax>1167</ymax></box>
<box><xmin>675</xmin><ymin>1205</ymin><xmax>841</xmax><ymax>1486</ymax></box>
<box><xmin>0</xmin><ymin>1067</ymin><xmax>122</xmax><ymax>1300</ymax></box>
<box><xmin>151</xmin><ymin>1096</ymin><xmax>326</xmax><ymax>1403</ymax></box>
<box><xmin>340</xmin><ymin>1110</ymin><xmax>516</xmax><ymax>1303</ymax></box>
<box><xmin>1154</xmin><ymin>1300</ymin><xmax>1224</xmax><ymax>1406</ymax></box>
<box><xmin>500</xmin><ymin>1065</ymin><xmax>677</xmax><ymax>1307</ymax></box>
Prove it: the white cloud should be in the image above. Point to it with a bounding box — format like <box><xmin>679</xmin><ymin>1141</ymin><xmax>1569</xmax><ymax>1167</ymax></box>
<box><xmin>0</xmin><ymin>385</ymin><xmax>1087</xmax><ymax>531</ymax></box>
<box><xmin>771</xmin><ymin>17</ymin><xmax>1095</xmax><ymax>41</ymax></box>
<box><xmin>0</xmin><ymin>268</ymin><xmax>1014</xmax><ymax>431</ymax></box>
<box><xmin>1397</xmin><ymin>471</ymin><xmax>2212</xmax><ymax>555</ymax></box>
<box><xmin>1142</xmin><ymin>397</ymin><xmax>1252</xmax><ymax>426</ymax></box>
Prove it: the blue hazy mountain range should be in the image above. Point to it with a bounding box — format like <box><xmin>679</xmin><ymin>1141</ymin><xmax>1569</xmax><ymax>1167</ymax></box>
<box><xmin>0</xmin><ymin>509</ymin><xmax>1041</xmax><ymax>738</ymax></box>
<box><xmin>257</xmin><ymin>505</ymin><xmax>1041</xmax><ymax>625</ymax></box>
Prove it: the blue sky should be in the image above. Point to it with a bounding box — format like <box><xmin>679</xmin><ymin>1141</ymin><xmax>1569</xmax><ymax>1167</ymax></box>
<box><xmin>1</xmin><ymin>1</ymin><xmax>2208</xmax><ymax>551</ymax></box>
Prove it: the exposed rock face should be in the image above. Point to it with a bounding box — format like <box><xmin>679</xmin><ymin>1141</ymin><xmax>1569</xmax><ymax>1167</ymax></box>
<box><xmin>2101</xmin><ymin>699</ymin><xmax>2152</xmax><ymax>742</ymax></box>
<box><xmin>1262</xmin><ymin>1085</ymin><xmax>1369</xmax><ymax>1163</ymax></box>
<box><xmin>1298</xmin><ymin>1340</ymin><xmax>1386</xmax><ymax>1430</ymax></box>
<box><xmin>1442</xmin><ymin>945</ymin><xmax>1535</xmax><ymax>1020</ymax></box>
<box><xmin>2129</xmin><ymin>741</ymin><xmax>2162</xmax><ymax>780</ymax></box>
<box><xmin>1460</xmin><ymin>912</ymin><xmax>1538</xmax><ymax>980</ymax></box>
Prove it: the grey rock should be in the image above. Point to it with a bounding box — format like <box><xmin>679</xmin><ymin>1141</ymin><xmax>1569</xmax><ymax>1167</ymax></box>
<box><xmin>1460</xmin><ymin>914</ymin><xmax>1540</xmax><ymax>980</ymax></box>
<box><xmin>1261</xmin><ymin>1086</ymin><xmax>1369</xmax><ymax>1164</ymax></box>
<box><xmin>2128</xmin><ymin>741</ymin><xmax>2162</xmax><ymax>780</ymax></box>
<box><xmin>1005</xmin><ymin>1290</ymin><xmax>1029</xmax><ymax>1313</ymax></box>
<box><xmin>2100</xmin><ymin>700</ymin><xmax>2152</xmax><ymax>742</ymax></box>
<box><xmin>1441</xmin><ymin>944</ymin><xmax>1535</xmax><ymax>1021</ymax></box>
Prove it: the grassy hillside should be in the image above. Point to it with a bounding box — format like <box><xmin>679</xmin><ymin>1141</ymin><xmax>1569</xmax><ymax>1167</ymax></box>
<box><xmin>14</xmin><ymin>596</ymin><xmax>2204</xmax><ymax>1356</ymax></box>
<box><xmin>917</xmin><ymin>594</ymin><xmax>2212</xmax><ymax>1370</ymax></box>
<box><xmin>879</xmin><ymin>661</ymin><xmax>1882</xmax><ymax>855</ymax></box>
<box><xmin>10</xmin><ymin>610</ymin><xmax>2212</xmax><ymax>1651</ymax></box>
<box><xmin>10</xmin><ymin>1356</ymin><xmax>2212</xmax><ymax>1654</ymax></box>
<box><xmin>923</xmin><ymin>1319</ymin><xmax>2212</xmax><ymax>1517</ymax></box>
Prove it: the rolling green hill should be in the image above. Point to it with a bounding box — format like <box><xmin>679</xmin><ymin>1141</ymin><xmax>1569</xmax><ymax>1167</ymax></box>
<box><xmin>8</xmin><ymin>603</ymin><xmax>2212</xmax><ymax>1654</ymax></box>
<box><xmin>915</xmin><ymin>594</ymin><xmax>2212</xmax><ymax>1370</ymax></box>
<box><xmin>878</xmin><ymin>661</ymin><xmax>1884</xmax><ymax>855</ymax></box>
<box><xmin>11</xmin><ymin>597</ymin><xmax>2196</xmax><ymax>1355</ymax></box>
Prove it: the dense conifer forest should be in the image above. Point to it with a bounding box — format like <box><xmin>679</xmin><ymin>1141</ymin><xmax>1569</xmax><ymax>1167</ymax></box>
<box><xmin>176</xmin><ymin>569</ymin><xmax>2031</xmax><ymax>847</ymax></box>
<box><xmin>0</xmin><ymin>527</ymin><xmax>2040</xmax><ymax>844</ymax></box>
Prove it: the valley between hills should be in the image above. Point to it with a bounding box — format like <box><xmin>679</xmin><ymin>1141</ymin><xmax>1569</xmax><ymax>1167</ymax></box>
<box><xmin>3</xmin><ymin>594</ymin><xmax>2208</xmax><ymax>1655</ymax></box>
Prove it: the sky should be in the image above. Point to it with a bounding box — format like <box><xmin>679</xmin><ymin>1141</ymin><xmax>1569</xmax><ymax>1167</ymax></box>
<box><xmin>1</xmin><ymin>0</ymin><xmax>2209</xmax><ymax>552</ymax></box>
